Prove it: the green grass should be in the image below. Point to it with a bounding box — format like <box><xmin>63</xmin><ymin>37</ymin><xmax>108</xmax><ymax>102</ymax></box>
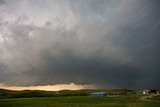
<box><xmin>0</xmin><ymin>95</ymin><xmax>160</xmax><ymax>107</ymax></box>
<box><xmin>0</xmin><ymin>89</ymin><xmax>159</xmax><ymax>107</ymax></box>
<box><xmin>0</xmin><ymin>89</ymin><xmax>136</xmax><ymax>99</ymax></box>
<box><xmin>148</xmin><ymin>95</ymin><xmax>160</xmax><ymax>101</ymax></box>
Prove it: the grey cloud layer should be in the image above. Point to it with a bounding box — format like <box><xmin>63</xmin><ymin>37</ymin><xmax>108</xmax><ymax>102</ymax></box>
<box><xmin>0</xmin><ymin>0</ymin><xmax>160</xmax><ymax>89</ymax></box>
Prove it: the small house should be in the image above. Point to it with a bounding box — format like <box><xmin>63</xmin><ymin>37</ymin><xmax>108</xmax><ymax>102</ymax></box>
<box><xmin>90</xmin><ymin>92</ymin><xmax>108</xmax><ymax>97</ymax></box>
<box><xmin>136</xmin><ymin>90</ymin><xmax>150</xmax><ymax>94</ymax></box>
<box><xmin>142</xmin><ymin>90</ymin><xmax>150</xmax><ymax>94</ymax></box>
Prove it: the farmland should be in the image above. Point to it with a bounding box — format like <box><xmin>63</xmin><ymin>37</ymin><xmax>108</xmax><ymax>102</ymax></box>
<box><xmin>0</xmin><ymin>89</ymin><xmax>160</xmax><ymax>107</ymax></box>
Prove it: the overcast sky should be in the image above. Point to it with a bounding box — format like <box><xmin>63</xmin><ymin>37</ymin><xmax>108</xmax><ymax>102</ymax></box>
<box><xmin>0</xmin><ymin>0</ymin><xmax>160</xmax><ymax>89</ymax></box>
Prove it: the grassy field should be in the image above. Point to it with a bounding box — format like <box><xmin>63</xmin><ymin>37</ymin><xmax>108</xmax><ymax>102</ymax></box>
<box><xmin>0</xmin><ymin>89</ymin><xmax>160</xmax><ymax>107</ymax></box>
<box><xmin>0</xmin><ymin>94</ymin><xmax>160</xmax><ymax>107</ymax></box>
<box><xmin>0</xmin><ymin>89</ymin><xmax>135</xmax><ymax>98</ymax></box>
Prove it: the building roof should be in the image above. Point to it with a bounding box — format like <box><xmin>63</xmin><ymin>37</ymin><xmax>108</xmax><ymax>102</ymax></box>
<box><xmin>91</xmin><ymin>92</ymin><xmax>108</xmax><ymax>94</ymax></box>
<box><xmin>143</xmin><ymin>90</ymin><xmax>150</xmax><ymax>92</ymax></box>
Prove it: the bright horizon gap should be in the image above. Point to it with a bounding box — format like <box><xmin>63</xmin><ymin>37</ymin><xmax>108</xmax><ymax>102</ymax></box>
<box><xmin>0</xmin><ymin>83</ymin><xmax>98</xmax><ymax>91</ymax></box>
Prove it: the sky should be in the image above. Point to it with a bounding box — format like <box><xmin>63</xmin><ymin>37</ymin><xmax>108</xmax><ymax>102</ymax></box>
<box><xmin>0</xmin><ymin>0</ymin><xmax>160</xmax><ymax>90</ymax></box>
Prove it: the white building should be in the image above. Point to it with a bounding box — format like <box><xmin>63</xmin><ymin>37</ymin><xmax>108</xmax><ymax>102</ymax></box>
<box><xmin>142</xmin><ymin>90</ymin><xmax>150</xmax><ymax>94</ymax></box>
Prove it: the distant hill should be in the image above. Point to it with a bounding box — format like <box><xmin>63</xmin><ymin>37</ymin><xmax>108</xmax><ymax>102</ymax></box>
<box><xmin>0</xmin><ymin>88</ymin><xmax>58</xmax><ymax>98</ymax></box>
<box><xmin>0</xmin><ymin>88</ymin><xmax>136</xmax><ymax>99</ymax></box>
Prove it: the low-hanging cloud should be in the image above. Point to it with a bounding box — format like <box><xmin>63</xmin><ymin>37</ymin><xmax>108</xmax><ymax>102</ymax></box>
<box><xmin>0</xmin><ymin>0</ymin><xmax>160</xmax><ymax>89</ymax></box>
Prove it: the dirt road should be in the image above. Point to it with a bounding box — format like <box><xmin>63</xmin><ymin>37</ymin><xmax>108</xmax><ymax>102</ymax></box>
<box><xmin>140</xmin><ymin>94</ymin><xmax>160</xmax><ymax>103</ymax></box>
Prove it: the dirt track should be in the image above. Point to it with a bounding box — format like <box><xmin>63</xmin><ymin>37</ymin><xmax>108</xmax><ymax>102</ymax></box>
<box><xmin>140</xmin><ymin>94</ymin><xmax>160</xmax><ymax>103</ymax></box>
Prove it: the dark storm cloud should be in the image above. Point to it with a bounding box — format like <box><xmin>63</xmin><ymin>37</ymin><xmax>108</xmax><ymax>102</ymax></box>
<box><xmin>0</xmin><ymin>0</ymin><xmax>6</xmax><ymax>5</ymax></box>
<box><xmin>0</xmin><ymin>0</ymin><xmax>160</xmax><ymax>89</ymax></box>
